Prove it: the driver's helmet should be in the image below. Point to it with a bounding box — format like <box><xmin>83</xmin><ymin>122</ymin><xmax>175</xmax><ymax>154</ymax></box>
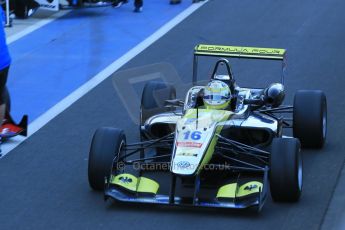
<box><xmin>203</xmin><ymin>80</ymin><xmax>232</xmax><ymax>110</ymax></box>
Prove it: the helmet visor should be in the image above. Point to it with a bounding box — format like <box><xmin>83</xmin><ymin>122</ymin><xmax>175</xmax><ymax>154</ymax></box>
<box><xmin>203</xmin><ymin>94</ymin><xmax>230</xmax><ymax>101</ymax></box>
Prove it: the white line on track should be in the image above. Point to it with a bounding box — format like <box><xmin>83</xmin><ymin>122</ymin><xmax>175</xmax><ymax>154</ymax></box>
<box><xmin>0</xmin><ymin>1</ymin><xmax>208</xmax><ymax>158</ymax></box>
<box><xmin>7</xmin><ymin>10</ymin><xmax>71</xmax><ymax>44</ymax></box>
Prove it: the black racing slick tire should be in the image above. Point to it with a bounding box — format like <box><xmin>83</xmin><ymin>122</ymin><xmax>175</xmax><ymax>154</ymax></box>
<box><xmin>14</xmin><ymin>0</ymin><xmax>29</xmax><ymax>18</ymax></box>
<box><xmin>270</xmin><ymin>138</ymin><xmax>302</xmax><ymax>202</ymax></box>
<box><xmin>88</xmin><ymin>127</ymin><xmax>126</xmax><ymax>191</ymax></box>
<box><xmin>293</xmin><ymin>90</ymin><xmax>327</xmax><ymax>148</ymax></box>
<box><xmin>140</xmin><ymin>81</ymin><xmax>176</xmax><ymax>125</ymax></box>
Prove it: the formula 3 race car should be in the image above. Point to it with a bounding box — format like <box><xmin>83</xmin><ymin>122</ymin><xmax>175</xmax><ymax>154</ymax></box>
<box><xmin>88</xmin><ymin>44</ymin><xmax>327</xmax><ymax>212</ymax></box>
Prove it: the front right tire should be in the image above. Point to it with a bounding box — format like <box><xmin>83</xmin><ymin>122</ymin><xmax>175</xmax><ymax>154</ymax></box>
<box><xmin>88</xmin><ymin>127</ymin><xmax>126</xmax><ymax>191</ymax></box>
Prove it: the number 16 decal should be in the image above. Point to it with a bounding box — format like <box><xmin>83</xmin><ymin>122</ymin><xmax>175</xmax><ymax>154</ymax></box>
<box><xmin>183</xmin><ymin>131</ymin><xmax>202</xmax><ymax>140</ymax></box>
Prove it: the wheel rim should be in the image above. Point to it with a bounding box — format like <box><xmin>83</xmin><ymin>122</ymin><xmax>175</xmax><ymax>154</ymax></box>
<box><xmin>322</xmin><ymin>103</ymin><xmax>327</xmax><ymax>140</ymax></box>
<box><xmin>298</xmin><ymin>149</ymin><xmax>303</xmax><ymax>191</ymax></box>
<box><xmin>139</xmin><ymin>107</ymin><xmax>143</xmax><ymax>126</ymax></box>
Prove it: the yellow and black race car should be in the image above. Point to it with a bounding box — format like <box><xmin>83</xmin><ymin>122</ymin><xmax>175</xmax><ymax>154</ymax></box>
<box><xmin>88</xmin><ymin>44</ymin><xmax>327</xmax><ymax>212</ymax></box>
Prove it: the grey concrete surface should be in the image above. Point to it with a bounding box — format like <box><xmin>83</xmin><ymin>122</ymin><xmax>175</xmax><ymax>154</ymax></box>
<box><xmin>5</xmin><ymin>9</ymin><xmax>59</xmax><ymax>37</ymax></box>
<box><xmin>321</xmin><ymin>163</ymin><xmax>345</xmax><ymax>230</ymax></box>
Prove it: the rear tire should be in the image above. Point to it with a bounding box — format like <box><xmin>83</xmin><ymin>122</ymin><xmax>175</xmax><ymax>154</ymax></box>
<box><xmin>270</xmin><ymin>138</ymin><xmax>302</xmax><ymax>202</ymax></box>
<box><xmin>140</xmin><ymin>81</ymin><xmax>176</xmax><ymax>124</ymax></box>
<box><xmin>140</xmin><ymin>81</ymin><xmax>176</xmax><ymax>139</ymax></box>
<box><xmin>88</xmin><ymin>127</ymin><xmax>126</xmax><ymax>191</ymax></box>
<box><xmin>293</xmin><ymin>90</ymin><xmax>327</xmax><ymax>148</ymax></box>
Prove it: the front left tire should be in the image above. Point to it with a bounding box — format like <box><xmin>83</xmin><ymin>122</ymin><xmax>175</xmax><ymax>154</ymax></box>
<box><xmin>270</xmin><ymin>138</ymin><xmax>302</xmax><ymax>202</ymax></box>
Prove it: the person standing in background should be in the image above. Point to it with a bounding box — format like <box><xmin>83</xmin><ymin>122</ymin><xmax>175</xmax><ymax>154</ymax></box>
<box><xmin>0</xmin><ymin>7</ymin><xmax>11</xmax><ymax>126</ymax></box>
<box><xmin>112</xmin><ymin>0</ymin><xmax>143</xmax><ymax>13</ymax></box>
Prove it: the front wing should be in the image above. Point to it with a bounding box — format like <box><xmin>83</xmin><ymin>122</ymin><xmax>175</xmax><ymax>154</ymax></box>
<box><xmin>104</xmin><ymin>169</ymin><xmax>268</xmax><ymax>211</ymax></box>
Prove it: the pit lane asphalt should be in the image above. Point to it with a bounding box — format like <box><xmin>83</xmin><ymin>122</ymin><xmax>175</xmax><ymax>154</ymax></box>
<box><xmin>1</xmin><ymin>0</ymin><xmax>345</xmax><ymax>229</ymax></box>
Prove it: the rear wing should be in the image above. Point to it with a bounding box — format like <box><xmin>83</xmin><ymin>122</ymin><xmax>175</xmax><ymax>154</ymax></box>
<box><xmin>194</xmin><ymin>44</ymin><xmax>286</xmax><ymax>60</ymax></box>
<box><xmin>193</xmin><ymin>44</ymin><xmax>287</xmax><ymax>85</ymax></box>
